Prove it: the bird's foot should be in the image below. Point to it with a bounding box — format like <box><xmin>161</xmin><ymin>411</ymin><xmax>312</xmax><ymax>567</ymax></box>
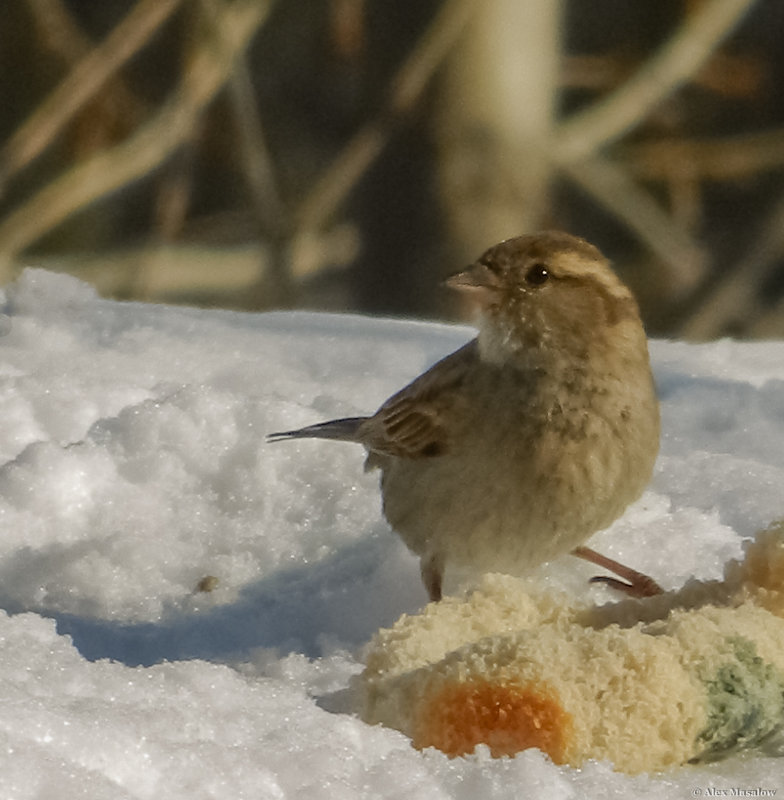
<box><xmin>587</xmin><ymin>573</ymin><xmax>663</xmax><ymax>598</ymax></box>
<box><xmin>572</xmin><ymin>545</ymin><xmax>663</xmax><ymax>598</ymax></box>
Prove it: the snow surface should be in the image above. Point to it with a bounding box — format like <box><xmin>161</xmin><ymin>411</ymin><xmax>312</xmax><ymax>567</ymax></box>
<box><xmin>0</xmin><ymin>267</ymin><xmax>782</xmax><ymax>799</ymax></box>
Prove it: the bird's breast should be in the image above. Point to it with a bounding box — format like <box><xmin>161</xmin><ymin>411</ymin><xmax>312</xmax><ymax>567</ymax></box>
<box><xmin>377</xmin><ymin>363</ymin><xmax>658</xmax><ymax>576</ymax></box>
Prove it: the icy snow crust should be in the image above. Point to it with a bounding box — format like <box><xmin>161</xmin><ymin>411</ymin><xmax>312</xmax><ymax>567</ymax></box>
<box><xmin>0</xmin><ymin>268</ymin><xmax>782</xmax><ymax>798</ymax></box>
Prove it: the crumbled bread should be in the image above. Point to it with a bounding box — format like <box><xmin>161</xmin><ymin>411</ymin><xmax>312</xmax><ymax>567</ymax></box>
<box><xmin>359</xmin><ymin>525</ymin><xmax>784</xmax><ymax>773</ymax></box>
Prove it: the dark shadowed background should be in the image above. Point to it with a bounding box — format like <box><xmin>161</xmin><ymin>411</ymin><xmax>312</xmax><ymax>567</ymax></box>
<box><xmin>1</xmin><ymin>0</ymin><xmax>783</xmax><ymax>338</ymax></box>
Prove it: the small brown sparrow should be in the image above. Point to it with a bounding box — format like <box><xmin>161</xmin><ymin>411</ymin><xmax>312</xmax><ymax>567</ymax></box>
<box><xmin>270</xmin><ymin>231</ymin><xmax>661</xmax><ymax>601</ymax></box>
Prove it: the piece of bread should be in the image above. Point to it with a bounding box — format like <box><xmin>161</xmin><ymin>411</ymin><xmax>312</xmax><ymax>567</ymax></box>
<box><xmin>359</xmin><ymin>524</ymin><xmax>784</xmax><ymax>773</ymax></box>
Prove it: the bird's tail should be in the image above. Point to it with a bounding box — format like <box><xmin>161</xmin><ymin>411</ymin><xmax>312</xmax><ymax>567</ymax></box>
<box><xmin>267</xmin><ymin>416</ymin><xmax>367</xmax><ymax>443</ymax></box>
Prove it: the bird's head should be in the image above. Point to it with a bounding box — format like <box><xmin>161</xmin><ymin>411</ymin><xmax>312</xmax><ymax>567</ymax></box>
<box><xmin>446</xmin><ymin>231</ymin><xmax>646</xmax><ymax>367</ymax></box>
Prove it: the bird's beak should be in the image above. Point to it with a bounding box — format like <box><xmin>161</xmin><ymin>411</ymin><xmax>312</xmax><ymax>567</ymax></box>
<box><xmin>444</xmin><ymin>262</ymin><xmax>501</xmax><ymax>306</ymax></box>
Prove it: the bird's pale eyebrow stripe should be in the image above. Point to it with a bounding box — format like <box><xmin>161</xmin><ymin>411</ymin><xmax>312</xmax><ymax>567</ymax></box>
<box><xmin>557</xmin><ymin>256</ymin><xmax>639</xmax><ymax>325</ymax></box>
<box><xmin>586</xmin><ymin>273</ymin><xmax>638</xmax><ymax>325</ymax></box>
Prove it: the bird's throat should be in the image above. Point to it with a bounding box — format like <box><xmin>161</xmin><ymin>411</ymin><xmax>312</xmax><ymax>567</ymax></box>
<box><xmin>477</xmin><ymin>312</ymin><xmax>544</xmax><ymax>368</ymax></box>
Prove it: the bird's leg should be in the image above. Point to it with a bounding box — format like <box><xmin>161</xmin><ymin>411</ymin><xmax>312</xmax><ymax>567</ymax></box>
<box><xmin>420</xmin><ymin>553</ymin><xmax>444</xmax><ymax>602</ymax></box>
<box><xmin>571</xmin><ymin>546</ymin><xmax>663</xmax><ymax>598</ymax></box>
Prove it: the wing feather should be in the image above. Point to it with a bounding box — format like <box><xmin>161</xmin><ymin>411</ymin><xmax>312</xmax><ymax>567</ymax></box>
<box><xmin>359</xmin><ymin>339</ymin><xmax>478</xmax><ymax>459</ymax></box>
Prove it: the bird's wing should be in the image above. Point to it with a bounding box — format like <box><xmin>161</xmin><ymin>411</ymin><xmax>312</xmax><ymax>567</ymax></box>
<box><xmin>360</xmin><ymin>339</ymin><xmax>478</xmax><ymax>460</ymax></box>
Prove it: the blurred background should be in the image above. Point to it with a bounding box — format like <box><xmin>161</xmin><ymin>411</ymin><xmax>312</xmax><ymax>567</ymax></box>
<box><xmin>2</xmin><ymin>0</ymin><xmax>784</xmax><ymax>338</ymax></box>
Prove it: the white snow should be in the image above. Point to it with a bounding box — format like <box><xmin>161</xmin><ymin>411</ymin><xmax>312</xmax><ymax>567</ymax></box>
<box><xmin>0</xmin><ymin>267</ymin><xmax>781</xmax><ymax>798</ymax></box>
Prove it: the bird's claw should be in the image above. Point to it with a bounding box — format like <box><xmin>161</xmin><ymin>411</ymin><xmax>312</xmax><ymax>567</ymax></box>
<box><xmin>572</xmin><ymin>545</ymin><xmax>663</xmax><ymax>598</ymax></box>
<box><xmin>588</xmin><ymin>573</ymin><xmax>663</xmax><ymax>598</ymax></box>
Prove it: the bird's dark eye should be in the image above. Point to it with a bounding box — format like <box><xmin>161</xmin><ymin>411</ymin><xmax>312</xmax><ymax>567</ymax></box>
<box><xmin>525</xmin><ymin>263</ymin><xmax>550</xmax><ymax>286</ymax></box>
